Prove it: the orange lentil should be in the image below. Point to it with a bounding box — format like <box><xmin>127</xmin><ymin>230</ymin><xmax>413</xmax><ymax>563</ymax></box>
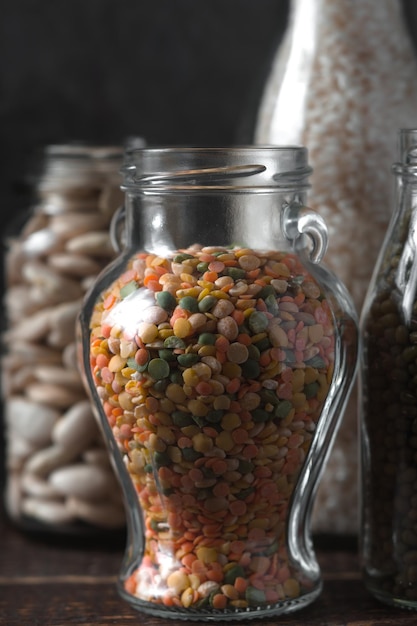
<box><xmin>210</xmin><ymin>459</ymin><xmax>228</xmax><ymax>475</ymax></box>
<box><xmin>239</xmin><ymin>552</ymin><xmax>252</xmax><ymax>567</ymax></box>
<box><xmin>120</xmin><ymin>268</ymin><xmax>137</xmax><ymax>283</ymax></box>
<box><xmin>191</xmin><ymin>560</ymin><xmax>207</xmax><ymax>576</ymax></box>
<box><xmin>202</xmin><ymin>426</ymin><xmax>219</xmax><ymax>438</ymax></box>
<box><xmin>100</xmin><ymin>324</ymin><xmax>112</xmax><ymax>338</ymax></box>
<box><xmin>242</xmin><ymin>443</ymin><xmax>259</xmax><ymax>458</ymax></box>
<box><xmin>265</xmin><ymin>589</ymin><xmax>281</xmax><ymax>603</ymax></box>
<box><xmin>259</xmin><ymin>351</ymin><xmax>272</xmax><ymax>367</ymax></box>
<box><xmin>135</xmin><ymin>348</ymin><xmax>149</xmax><ymax>366</ymax></box>
<box><xmin>195</xmin><ymin>381</ymin><xmax>212</xmax><ymax>396</ymax></box>
<box><xmin>226</xmin><ymin>378</ymin><xmax>241</xmax><ymax>394</ymax></box>
<box><xmin>188</xmin><ymin>467</ymin><xmax>204</xmax><ymax>482</ymax></box>
<box><xmin>124</xmin><ymin>574</ymin><xmax>137</xmax><ymax>595</ymax></box>
<box><xmin>178</xmin><ymin>436</ymin><xmax>193</xmax><ymax>449</ymax></box>
<box><xmin>145</xmin><ymin>396</ymin><xmax>159</xmax><ymax>412</ymax></box>
<box><xmin>208</xmin><ymin>260</ymin><xmax>225</xmax><ymax>273</ymax></box>
<box><xmin>249</xmin><ymin>575</ymin><xmax>266</xmax><ymax>591</ymax></box>
<box><xmin>215</xmin><ymin>335</ymin><xmax>229</xmax><ymax>352</ymax></box>
<box><xmin>199</xmin><ymin>253</ymin><xmax>216</xmax><ymax>262</ymax></box>
<box><xmin>231</xmin><ymin>427</ymin><xmax>249</xmax><ymax>444</ymax></box>
<box><xmin>95</xmin><ymin>353</ymin><xmax>109</xmax><ymax>369</ymax></box>
<box><xmin>212</xmin><ymin>482</ymin><xmax>230</xmax><ymax>498</ymax></box>
<box><xmin>236</xmin><ymin>332</ymin><xmax>252</xmax><ymax>346</ymax></box>
<box><xmin>203</xmin><ymin>271</ymin><xmax>218</xmax><ymax>282</ymax></box>
<box><xmin>230</xmin><ymin>499</ymin><xmax>247</xmax><ymax>516</ymax></box>
<box><xmin>234</xmin><ymin>576</ymin><xmax>248</xmax><ymax>594</ymax></box>
<box><xmin>264</xmin><ymin>265</ymin><xmax>280</xmax><ymax>278</ymax></box>
<box><xmin>103</xmin><ymin>293</ymin><xmax>116</xmax><ymax>310</ymax></box>
<box><xmin>215</xmin><ymin>350</ymin><xmax>227</xmax><ymax>364</ymax></box>
<box><xmin>212</xmin><ymin>594</ymin><xmax>228</xmax><ymax>609</ymax></box>
<box><xmin>143</xmin><ymin>273</ymin><xmax>159</xmax><ymax>286</ymax></box>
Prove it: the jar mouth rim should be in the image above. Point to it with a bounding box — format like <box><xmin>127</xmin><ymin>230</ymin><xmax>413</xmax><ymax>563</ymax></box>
<box><xmin>121</xmin><ymin>145</ymin><xmax>312</xmax><ymax>190</ymax></box>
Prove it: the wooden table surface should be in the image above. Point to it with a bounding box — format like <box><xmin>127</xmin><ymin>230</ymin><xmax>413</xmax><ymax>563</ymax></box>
<box><xmin>1</xmin><ymin>513</ymin><xmax>417</xmax><ymax>626</ymax></box>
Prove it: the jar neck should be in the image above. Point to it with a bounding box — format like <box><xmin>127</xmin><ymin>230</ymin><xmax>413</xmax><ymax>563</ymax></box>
<box><xmin>121</xmin><ymin>147</ymin><xmax>312</xmax><ymax>255</ymax></box>
<box><xmin>121</xmin><ymin>146</ymin><xmax>311</xmax><ymax>192</ymax></box>
<box><xmin>35</xmin><ymin>144</ymin><xmax>123</xmax><ymax>195</ymax></box>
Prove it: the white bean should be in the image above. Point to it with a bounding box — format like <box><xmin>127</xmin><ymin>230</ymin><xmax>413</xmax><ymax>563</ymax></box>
<box><xmin>5</xmin><ymin>397</ymin><xmax>60</xmax><ymax>446</ymax></box>
<box><xmin>26</xmin><ymin>382</ymin><xmax>85</xmax><ymax>409</ymax></box>
<box><xmin>52</xmin><ymin>400</ymin><xmax>98</xmax><ymax>449</ymax></box>
<box><xmin>22</xmin><ymin>496</ymin><xmax>76</xmax><ymax>525</ymax></box>
<box><xmin>49</xmin><ymin>463</ymin><xmax>118</xmax><ymax>500</ymax></box>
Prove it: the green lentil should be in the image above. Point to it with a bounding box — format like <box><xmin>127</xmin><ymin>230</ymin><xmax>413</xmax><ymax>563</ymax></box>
<box><xmin>158</xmin><ymin>349</ymin><xmax>176</xmax><ymax>362</ymax></box>
<box><xmin>225</xmin><ymin>267</ymin><xmax>246</xmax><ymax>280</ymax></box>
<box><xmin>182</xmin><ymin>447</ymin><xmax>202</xmax><ymax>462</ymax></box>
<box><xmin>174</xmin><ymin>253</ymin><xmax>194</xmax><ymax>263</ymax></box>
<box><xmin>156</xmin><ymin>291</ymin><xmax>177</xmax><ymax>311</ymax></box>
<box><xmin>179</xmin><ymin>296</ymin><xmax>199</xmax><ymax>313</ymax></box>
<box><xmin>172</xmin><ymin>411</ymin><xmax>194</xmax><ymax>428</ymax></box>
<box><xmin>177</xmin><ymin>353</ymin><xmax>199</xmax><ymax>367</ymax></box>
<box><xmin>198</xmin><ymin>295</ymin><xmax>217</xmax><ymax>313</ymax></box>
<box><xmin>245</xmin><ymin>587</ymin><xmax>267</xmax><ymax>605</ymax></box>
<box><xmin>120</xmin><ymin>280</ymin><xmax>138</xmax><ymax>298</ymax></box>
<box><xmin>248</xmin><ymin>311</ymin><xmax>269</xmax><ymax>333</ymax></box>
<box><xmin>198</xmin><ymin>332</ymin><xmax>216</xmax><ymax>345</ymax></box>
<box><xmin>164</xmin><ymin>336</ymin><xmax>186</xmax><ymax>349</ymax></box>
<box><xmin>147</xmin><ymin>358</ymin><xmax>170</xmax><ymax>380</ymax></box>
<box><xmin>275</xmin><ymin>400</ymin><xmax>293</xmax><ymax>419</ymax></box>
<box><xmin>224</xmin><ymin>565</ymin><xmax>245</xmax><ymax>585</ymax></box>
<box><xmin>241</xmin><ymin>359</ymin><xmax>261</xmax><ymax>379</ymax></box>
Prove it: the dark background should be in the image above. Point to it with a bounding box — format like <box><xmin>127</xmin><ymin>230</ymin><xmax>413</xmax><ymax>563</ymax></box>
<box><xmin>1</xmin><ymin>0</ymin><xmax>291</xmax><ymax>219</ymax></box>
<box><xmin>2</xmin><ymin>0</ymin><xmax>417</xmax><ymax>216</ymax></box>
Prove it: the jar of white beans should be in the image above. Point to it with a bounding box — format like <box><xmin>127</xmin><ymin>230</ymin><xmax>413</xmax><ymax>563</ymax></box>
<box><xmin>1</xmin><ymin>143</ymin><xmax>140</xmax><ymax>536</ymax></box>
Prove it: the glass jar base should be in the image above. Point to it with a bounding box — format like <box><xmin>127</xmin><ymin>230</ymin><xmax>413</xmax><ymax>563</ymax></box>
<box><xmin>118</xmin><ymin>582</ymin><xmax>322</xmax><ymax>622</ymax></box>
<box><xmin>365</xmin><ymin>583</ymin><xmax>417</xmax><ymax>612</ymax></box>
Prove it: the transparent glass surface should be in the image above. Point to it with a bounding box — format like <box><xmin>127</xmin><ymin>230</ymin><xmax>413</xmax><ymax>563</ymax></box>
<box><xmin>79</xmin><ymin>147</ymin><xmax>358</xmax><ymax>620</ymax></box>
<box><xmin>360</xmin><ymin>129</ymin><xmax>417</xmax><ymax>609</ymax></box>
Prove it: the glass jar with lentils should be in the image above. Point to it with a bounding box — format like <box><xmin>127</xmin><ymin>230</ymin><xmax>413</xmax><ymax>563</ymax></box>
<box><xmin>79</xmin><ymin>145</ymin><xmax>358</xmax><ymax>619</ymax></box>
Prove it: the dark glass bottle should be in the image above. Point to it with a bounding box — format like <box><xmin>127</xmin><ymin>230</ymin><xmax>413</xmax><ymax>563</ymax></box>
<box><xmin>360</xmin><ymin>128</ymin><xmax>417</xmax><ymax>609</ymax></box>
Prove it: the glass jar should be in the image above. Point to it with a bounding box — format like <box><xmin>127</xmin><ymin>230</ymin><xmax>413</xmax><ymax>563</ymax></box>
<box><xmin>79</xmin><ymin>146</ymin><xmax>358</xmax><ymax>619</ymax></box>
<box><xmin>360</xmin><ymin>128</ymin><xmax>417</xmax><ymax>609</ymax></box>
<box><xmin>253</xmin><ymin>0</ymin><xmax>417</xmax><ymax>536</ymax></box>
<box><xmin>2</xmin><ymin>143</ymin><xmax>128</xmax><ymax>535</ymax></box>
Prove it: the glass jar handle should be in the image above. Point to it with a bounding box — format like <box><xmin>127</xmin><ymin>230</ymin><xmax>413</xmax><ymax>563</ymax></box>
<box><xmin>110</xmin><ymin>205</ymin><xmax>126</xmax><ymax>253</ymax></box>
<box><xmin>282</xmin><ymin>201</ymin><xmax>328</xmax><ymax>263</ymax></box>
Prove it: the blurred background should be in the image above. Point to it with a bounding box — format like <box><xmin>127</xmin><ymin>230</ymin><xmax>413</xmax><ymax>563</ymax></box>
<box><xmin>3</xmin><ymin>0</ymin><xmax>417</xmax><ymax>217</ymax></box>
<box><xmin>1</xmin><ymin>0</ymin><xmax>291</xmax><ymax>221</ymax></box>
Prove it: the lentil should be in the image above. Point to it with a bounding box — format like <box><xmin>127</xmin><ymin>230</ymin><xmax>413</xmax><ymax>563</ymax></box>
<box><xmin>88</xmin><ymin>244</ymin><xmax>336</xmax><ymax>613</ymax></box>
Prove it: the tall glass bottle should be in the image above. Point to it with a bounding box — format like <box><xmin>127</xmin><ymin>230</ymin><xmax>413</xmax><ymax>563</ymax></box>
<box><xmin>254</xmin><ymin>0</ymin><xmax>417</xmax><ymax>534</ymax></box>
<box><xmin>360</xmin><ymin>129</ymin><xmax>417</xmax><ymax>609</ymax></box>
